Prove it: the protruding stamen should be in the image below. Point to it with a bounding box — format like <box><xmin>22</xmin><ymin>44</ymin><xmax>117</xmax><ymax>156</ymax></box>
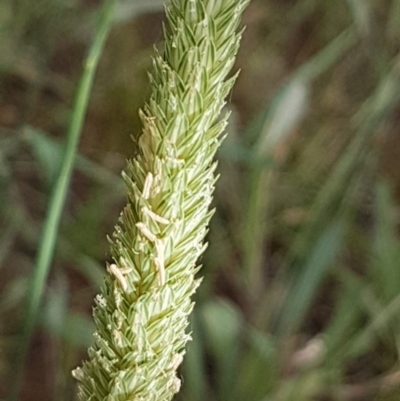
<box><xmin>107</xmin><ymin>263</ymin><xmax>128</xmax><ymax>291</ymax></box>
<box><xmin>136</xmin><ymin>222</ymin><xmax>157</xmax><ymax>242</ymax></box>
<box><xmin>142</xmin><ymin>206</ymin><xmax>170</xmax><ymax>225</ymax></box>
<box><xmin>142</xmin><ymin>172</ymin><xmax>154</xmax><ymax>199</ymax></box>
<box><xmin>154</xmin><ymin>238</ymin><xmax>166</xmax><ymax>285</ymax></box>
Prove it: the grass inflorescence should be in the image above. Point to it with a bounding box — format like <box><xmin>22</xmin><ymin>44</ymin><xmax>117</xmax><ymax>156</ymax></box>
<box><xmin>2</xmin><ymin>0</ymin><xmax>400</xmax><ymax>400</ymax></box>
<box><xmin>73</xmin><ymin>0</ymin><xmax>249</xmax><ymax>399</ymax></box>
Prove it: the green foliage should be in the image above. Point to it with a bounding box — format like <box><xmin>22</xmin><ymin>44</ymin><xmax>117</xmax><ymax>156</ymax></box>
<box><xmin>2</xmin><ymin>0</ymin><xmax>400</xmax><ymax>400</ymax></box>
<box><xmin>6</xmin><ymin>1</ymin><xmax>116</xmax><ymax>400</ymax></box>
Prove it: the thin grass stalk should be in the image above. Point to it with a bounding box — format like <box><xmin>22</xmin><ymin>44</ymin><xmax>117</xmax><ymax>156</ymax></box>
<box><xmin>73</xmin><ymin>0</ymin><xmax>249</xmax><ymax>399</ymax></box>
<box><xmin>8</xmin><ymin>1</ymin><xmax>116</xmax><ymax>400</ymax></box>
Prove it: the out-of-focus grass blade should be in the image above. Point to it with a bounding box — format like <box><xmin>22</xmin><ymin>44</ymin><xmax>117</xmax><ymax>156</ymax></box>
<box><xmin>41</xmin><ymin>288</ymin><xmax>94</xmax><ymax>347</ymax></box>
<box><xmin>354</xmin><ymin>56</ymin><xmax>400</xmax><ymax>127</ymax></box>
<box><xmin>243</xmin><ymin>78</ymin><xmax>309</xmax><ymax>300</ymax></box>
<box><xmin>256</xmin><ymin>78</ymin><xmax>309</xmax><ymax>158</ymax></box>
<box><xmin>200</xmin><ymin>298</ymin><xmax>242</xmax><ymax>400</ymax></box>
<box><xmin>0</xmin><ymin>276</ymin><xmax>29</xmax><ymax>311</ymax></box>
<box><xmin>24</xmin><ymin>126</ymin><xmax>62</xmax><ymax>185</ymax></box>
<box><xmin>8</xmin><ymin>1</ymin><xmax>116</xmax><ymax>400</ymax></box>
<box><xmin>235</xmin><ymin>329</ymin><xmax>278</xmax><ymax>401</ymax></box>
<box><xmin>344</xmin><ymin>290</ymin><xmax>400</xmax><ymax>361</ymax></box>
<box><xmin>289</xmin><ymin>56</ymin><xmax>400</xmax><ymax>267</ymax></box>
<box><xmin>294</xmin><ymin>28</ymin><xmax>357</xmax><ymax>81</ymax></box>
<box><xmin>23</xmin><ymin>125</ymin><xmax>124</xmax><ymax>191</ymax></box>
<box><xmin>242</xmin><ymin>28</ymin><xmax>357</xmax><ymax>303</ymax></box>
<box><xmin>180</xmin><ymin>312</ymin><xmax>208</xmax><ymax>401</ymax></box>
<box><xmin>372</xmin><ymin>181</ymin><xmax>400</xmax><ymax>302</ymax></box>
<box><xmin>344</xmin><ymin>181</ymin><xmax>400</xmax><ymax>358</ymax></box>
<box><xmin>243</xmin><ymin>28</ymin><xmax>356</xmax><ymax>152</ymax></box>
<box><xmin>0</xmin><ymin>207</ymin><xmax>22</xmax><ymax>269</ymax></box>
<box><xmin>323</xmin><ymin>269</ymin><xmax>365</xmax><ymax>364</ymax></box>
<box><xmin>39</xmin><ymin>280</ymin><xmax>94</xmax><ymax>401</ymax></box>
<box><xmin>113</xmin><ymin>0</ymin><xmax>164</xmax><ymax>24</ymax></box>
<box><xmin>346</xmin><ymin>0</ymin><xmax>388</xmax><ymax>76</ymax></box>
<box><xmin>326</xmin><ymin>250</ymin><xmax>400</xmax><ymax>366</ymax></box>
<box><xmin>387</xmin><ymin>0</ymin><xmax>400</xmax><ymax>42</ymax></box>
<box><xmin>347</xmin><ymin>0</ymin><xmax>371</xmax><ymax>37</ymax></box>
<box><xmin>277</xmin><ymin>219</ymin><xmax>345</xmax><ymax>336</ymax></box>
<box><xmin>271</xmin><ymin>370</ymin><xmax>327</xmax><ymax>401</ymax></box>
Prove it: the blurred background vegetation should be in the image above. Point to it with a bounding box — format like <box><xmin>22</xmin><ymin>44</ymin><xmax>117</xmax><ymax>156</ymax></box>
<box><xmin>1</xmin><ymin>0</ymin><xmax>400</xmax><ymax>400</ymax></box>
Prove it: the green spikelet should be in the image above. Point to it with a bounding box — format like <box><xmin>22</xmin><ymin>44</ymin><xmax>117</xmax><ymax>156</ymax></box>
<box><xmin>73</xmin><ymin>0</ymin><xmax>249</xmax><ymax>399</ymax></box>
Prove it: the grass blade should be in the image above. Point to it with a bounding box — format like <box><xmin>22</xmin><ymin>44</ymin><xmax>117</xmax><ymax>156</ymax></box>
<box><xmin>277</xmin><ymin>219</ymin><xmax>345</xmax><ymax>336</ymax></box>
<box><xmin>8</xmin><ymin>1</ymin><xmax>116</xmax><ymax>399</ymax></box>
<box><xmin>242</xmin><ymin>28</ymin><xmax>356</xmax><ymax>304</ymax></box>
<box><xmin>288</xmin><ymin>56</ymin><xmax>400</xmax><ymax>267</ymax></box>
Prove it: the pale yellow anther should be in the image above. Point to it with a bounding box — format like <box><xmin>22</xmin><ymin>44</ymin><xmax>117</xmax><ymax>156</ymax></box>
<box><xmin>154</xmin><ymin>258</ymin><xmax>166</xmax><ymax>286</ymax></box>
<box><xmin>142</xmin><ymin>172</ymin><xmax>154</xmax><ymax>199</ymax></box>
<box><xmin>142</xmin><ymin>206</ymin><xmax>170</xmax><ymax>225</ymax></box>
<box><xmin>71</xmin><ymin>367</ymin><xmax>84</xmax><ymax>382</ymax></box>
<box><xmin>154</xmin><ymin>238</ymin><xmax>166</xmax><ymax>285</ymax></box>
<box><xmin>169</xmin><ymin>353</ymin><xmax>184</xmax><ymax>370</ymax></box>
<box><xmin>113</xmin><ymin>330</ymin><xmax>123</xmax><ymax>347</ymax></box>
<box><xmin>136</xmin><ymin>222</ymin><xmax>157</xmax><ymax>242</ymax></box>
<box><xmin>107</xmin><ymin>263</ymin><xmax>128</xmax><ymax>291</ymax></box>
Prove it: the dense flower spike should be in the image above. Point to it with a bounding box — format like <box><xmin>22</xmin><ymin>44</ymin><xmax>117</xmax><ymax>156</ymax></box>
<box><xmin>73</xmin><ymin>0</ymin><xmax>249</xmax><ymax>399</ymax></box>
